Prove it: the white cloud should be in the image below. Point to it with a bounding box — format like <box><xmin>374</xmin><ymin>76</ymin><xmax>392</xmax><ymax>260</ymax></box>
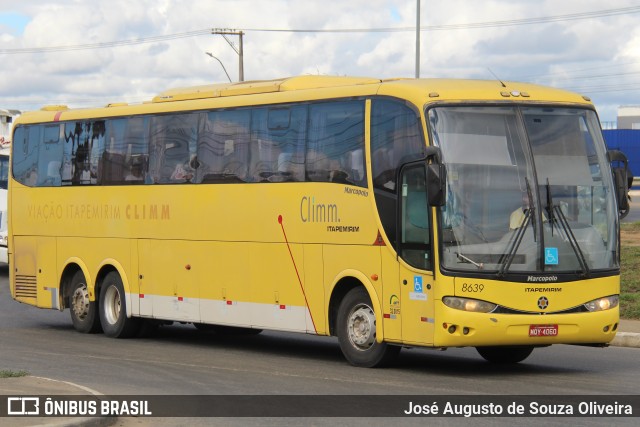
<box><xmin>0</xmin><ymin>0</ymin><xmax>639</xmax><ymax>123</ymax></box>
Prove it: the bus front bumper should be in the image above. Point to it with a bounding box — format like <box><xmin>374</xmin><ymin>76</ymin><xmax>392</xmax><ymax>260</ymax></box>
<box><xmin>433</xmin><ymin>308</ymin><xmax>619</xmax><ymax>348</ymax></box>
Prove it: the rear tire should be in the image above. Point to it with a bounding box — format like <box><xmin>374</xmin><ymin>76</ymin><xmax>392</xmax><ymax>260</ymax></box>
<box><xmin>476</xmin><ymin>346</ymin><xmax>534</xmax><ymax>364</ymax></box>
<box><xmin>337</xmin><ymin>287</ymin><xmax>400</xmax><ymax>368</ymax></box>
<box><xmin>99</xmin><ymin>271</ymin><xmax>140</xmax><ymax>338</ymax></box>
<box><xmin>69</xmin><ymin>271</ymin><xmax>101</xmax><ymax>333</ymax></box>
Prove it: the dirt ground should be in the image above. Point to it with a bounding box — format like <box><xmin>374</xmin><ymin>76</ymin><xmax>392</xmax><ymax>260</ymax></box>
<box><xmin>621</xmin><ymin>227</ymin><xmax>640</xmax><ymax>246</ymax></box>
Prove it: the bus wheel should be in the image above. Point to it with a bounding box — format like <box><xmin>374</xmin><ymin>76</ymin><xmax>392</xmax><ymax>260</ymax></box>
<box><xmin>69</xmin><ymin>271</ymin><xmax>101</xmax><ymax>334</ymax></box>
<box><xmin>337</xmin><ymin>287</ymin><xmax>400</xmax><ymax>368</ymax></box>
<box><xmin>476</xmin><ymin>346</ymin><xmax>534</xmax><ymax>364</ymax></box>
<box><xmin>99</xmin><ymin>271</ymin><xmax>140</xmax><ymax>338</ymax></box>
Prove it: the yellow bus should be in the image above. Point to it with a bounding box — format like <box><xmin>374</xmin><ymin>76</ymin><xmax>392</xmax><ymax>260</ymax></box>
<box><xmin>9</xmin><ymin>76</ymin><xmax>625</xmax><ymax>367</ymax></box>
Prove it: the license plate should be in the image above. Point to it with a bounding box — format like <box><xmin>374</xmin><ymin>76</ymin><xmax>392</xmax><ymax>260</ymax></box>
<box><xmin>529</xmin><ymin>324</ymin><xmax>558</xmax><ymax>337</ymax></box>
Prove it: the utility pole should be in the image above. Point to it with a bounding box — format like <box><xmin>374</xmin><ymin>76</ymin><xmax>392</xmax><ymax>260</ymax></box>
<box><xmin>415</xmin><ymin>0</ymin><xmax>421</xmax><ymax>78</ymax></box>
<box><xmin>211</xmin><ymin>28</ymin><xmax>244</xmax><ymax>81</ymax></box>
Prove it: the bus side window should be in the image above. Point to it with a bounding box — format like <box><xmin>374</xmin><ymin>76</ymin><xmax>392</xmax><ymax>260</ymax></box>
<box><xmin>102</xmin><ymin>117</ymin><xmax>149</xmax><ymax>185</ymax></box>
<box><xmin>149</xmin><ymin>114</ymin><xmax>198</xmax><ymax>184</ymax></box>
<box><xmin>250</xmin><ymin>105</ymin><xmax>307</xmax><ymax>182</ymax></box>
<box><xmin>39</xmin><ymin>124</ymin><xmax>64</xmax><ymax>187</ymax></box>
<box><xmin>62</xmin><ymin>121</ymin><xmax>105</xmax><ymax>185</ymax></box>
<box><xmin>12</xmin><ymin>126</ymin><xmax>40</xmax><ymax>186</ymax></box>
<box><xmin>197</xmin><ymin>110</ymin><xmax>250</xmax><ymax>183</ymax></box>
<box><xmin>307</xmin><ymin>101</ymin><xmax>366</xmax><ymax>187</ymax></box>
<box><xmin>371</xmin><ymin>100</ymin><xmax>424</xmax><ymax>193</ymax></box>
<box><xmin>371</xmin><ymin>99</ymin><xmax>425</xmax><ymax>247</ymax></box>
<box><xmin>399</xmin><ymin>164</ymin><xmax>432</xmax><ymax>270</ymax></box>
<box><xmin>250</xmin><ymin>108</ymin><xmax>283</xmax><ymax>182</ymax></box>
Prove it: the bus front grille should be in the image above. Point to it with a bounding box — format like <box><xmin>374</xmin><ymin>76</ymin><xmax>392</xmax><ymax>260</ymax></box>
<box><xmin>15</xmin><ymin>275</ymin><xmax>37</xmax><ymax>298</ymax></box>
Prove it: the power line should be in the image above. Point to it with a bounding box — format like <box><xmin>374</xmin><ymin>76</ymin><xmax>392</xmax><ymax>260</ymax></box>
<box><xmin>1</xmin><ymin>6</ymin><xmax>639</xmax><ymax>54</ymax></box>
<box><xmin>247</xmin><ymin>5</ymin><xmax>640</xmax><ymax>32</ymax></box>
<box><xmin>517</xmin><ymin>61</ymin><xmax>640</xmax><ymax>80</ymax></box>
<box><xmin>423</xmin><ymin>5</ymin><xmax>640</xmax><ymax>30</ymax></box>
<box><xmin>0</xmin><ymin>29</ymin><xmax>211</xmax><ymax>54</ymax></box>
<box><xmin>539</xmin><ymin>70</ymin><xmax>640</xmax><ymax>83</ymax></box>
<box><xmin>564</xmin><ymin>82</ymin><xmax>640</xmax><ymax>92</ymax></box>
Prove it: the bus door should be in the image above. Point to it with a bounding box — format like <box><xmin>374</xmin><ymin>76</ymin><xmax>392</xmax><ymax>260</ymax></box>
<box><xmin>398</xmin><ymin>164</ymin><xmax>435</xmax><ymax>345</ymax></box>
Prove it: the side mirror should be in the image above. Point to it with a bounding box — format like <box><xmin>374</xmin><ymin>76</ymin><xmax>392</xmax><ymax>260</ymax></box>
<box><xmin>612</xmin><ymin>165</ymin><xmax>630</xmax><ymax>213</ymax></box>
<box><xmin>424</xmin><ymin>146</ymin><xmax>446</xmax><ymax>206</ymax></box>
<box><xmin>607</xmin><ymin>149</ymin><xmax>628</xmax><ymax>165</ymax></box>
<box><xmin>608</xmin><ymin>149</ymin><xmax>631</xmax><ymax>215</ymax></box>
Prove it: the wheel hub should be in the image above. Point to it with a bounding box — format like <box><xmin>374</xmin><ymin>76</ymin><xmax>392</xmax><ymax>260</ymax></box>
<box><xmin>71</xmin><ymin>286</ymin><xmax>90</xmax><ymax>320</ymax></box>
<box><xmin>347</xmin><ymin>304</ymin><xmax>376</xmax><ymax>350</ymax></box>
<box><xmin>103</xmin><ymin>285</ymin><xmax>122</xmax><ymax>325</ymax></box>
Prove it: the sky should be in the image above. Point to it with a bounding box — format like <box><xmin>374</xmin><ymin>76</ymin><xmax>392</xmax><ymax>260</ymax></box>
<box><xmin>1</xmin><ymin>0</ymin><xmax>640</xmax><ymax>126</ymax></box>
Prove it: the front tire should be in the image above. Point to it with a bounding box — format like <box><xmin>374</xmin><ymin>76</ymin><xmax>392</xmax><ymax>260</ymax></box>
<box><xmin>476</xmin><ymin>346</ymin><xmax>534</xmax><ymax>364</ymax></box>
<box><xmin>69</xmin><ymin>271</ymin><xmax>101</xmax><ymax>333</ymax></box>
<box><xmin>337</xmin><ymin>287</ymin><xmax>400</xmax><ymax>368</ymax></box>
<box><xmin>99</xmin><ymin>271</ymin><xmax>140</xmax><ymax>338</ymax></box>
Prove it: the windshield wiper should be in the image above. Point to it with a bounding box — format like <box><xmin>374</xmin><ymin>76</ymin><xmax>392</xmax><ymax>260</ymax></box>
<box><xmin>497</xmin><ymin>207</ymin><xmax>531</xmax><ymax>277</ymax></box>
<box><xmin>526</xmin><ymin>177</ymin><xmax>537</xmax><ymax>243</ymax></box>
<box><xmin>456</xmin><ymin>252</ymin><xmax>484</xmax><ymax>269</ymax></box>
<box><xmin>545</xmin><ymin>179</ymin><xmax>590</xmax><ymax>278</ymax></box>
<box><xmin>545</xmin><ymin>178</ymin><xmax>557</xmax><ymax>235</ymax></box>
<box><xmin>497</xmin><ymin>178</ymin><xmax>535</xmax><ymax>277</ymax></box>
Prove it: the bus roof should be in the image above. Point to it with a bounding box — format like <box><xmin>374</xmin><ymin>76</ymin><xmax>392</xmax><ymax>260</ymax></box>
<box><xmin>151</xmin><ymin>76</ymin><xmax>592</xmax><ymax>106</ymax></box>
<box><xmin>15</xmin><ymin>76</ymin><xmax>594</xmax><ymax>125</ymax></box>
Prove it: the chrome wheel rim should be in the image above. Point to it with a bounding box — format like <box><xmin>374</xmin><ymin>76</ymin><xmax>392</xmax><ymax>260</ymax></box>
<box><xmin>71</xmin><ymin>284</ymin><xmax>90</xmax><ymax>320</ymax></box>
<box><xmin>103</xmin><ymin>285</ymin><xmax>121</xmax><ymax>325</ymax></box>
<box><xmin>347</xmin><ymin>303</ymin><xmax>376</xmax><ymax>351</ymax></box>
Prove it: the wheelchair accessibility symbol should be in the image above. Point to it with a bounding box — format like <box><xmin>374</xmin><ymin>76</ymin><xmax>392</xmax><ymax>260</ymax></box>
<box><xmin>545</xmin><ymin>247</ymin><xmax>559</xmax><ymax>265</ymax></box>
<box><xmin>413</xmin><ymin>276</ymin><xmax>423</xmax><ymax>293</ymax></box>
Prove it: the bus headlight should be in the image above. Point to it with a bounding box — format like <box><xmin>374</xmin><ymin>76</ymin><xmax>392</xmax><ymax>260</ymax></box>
<box><xmin>584</xmin><ymin>295</ymin><xmax>619</xmax><ymax>312</ymax></box>
<box><xmin>443</xmin><ymin>296</ymin><xmax>497</xmax><ymax>313</ymax></box>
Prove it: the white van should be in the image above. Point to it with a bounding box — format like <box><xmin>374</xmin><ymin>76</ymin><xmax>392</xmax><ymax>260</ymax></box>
<box><xmin>0</xmin><ymin>108</ymin><xmax>19</xmax><ymax>264</ymax></box>
<box><xmin>0</xmin><ymin>144</ymin><xmax>9</xmax><ymax>264</ymax></box>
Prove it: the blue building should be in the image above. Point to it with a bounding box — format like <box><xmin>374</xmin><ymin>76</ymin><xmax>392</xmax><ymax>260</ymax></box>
<box><xmin>603</xmin><ymin>129</ymin><xmax>640</xmax><ymax>179</ymax></box>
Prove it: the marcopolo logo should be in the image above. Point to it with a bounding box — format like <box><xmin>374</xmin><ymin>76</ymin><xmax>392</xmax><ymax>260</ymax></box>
<box><xmin>527</xmin><ymin>275</ymin><xmax>558</xmax><ymax>283</ymax></box>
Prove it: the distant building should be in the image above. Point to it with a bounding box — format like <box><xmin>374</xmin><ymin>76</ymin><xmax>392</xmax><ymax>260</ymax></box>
<box><xmin>0</xmin><ymin>109</ymin><xmax>21</xmax><ymax>144</ymax></box>
<box><xmin>600</xmin><ymin>107</ymin><xmax>640</xmax><ymax>178</ymax></box>
<box><xmin>604</xmin><ymin>129</ymin><xmax>640</xmax><ymax>167</ymax></box>
<box><xmin>617</xmin><ymin>106</ymin><xmax>640</xmax><ymax>130</ymax></box>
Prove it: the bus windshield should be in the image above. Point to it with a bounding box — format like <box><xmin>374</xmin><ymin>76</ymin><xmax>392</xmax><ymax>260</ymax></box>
<box><xmin>429</xmin><ymin>106</ymin><xmax>618</xmax><ymax>277</ymax></box>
